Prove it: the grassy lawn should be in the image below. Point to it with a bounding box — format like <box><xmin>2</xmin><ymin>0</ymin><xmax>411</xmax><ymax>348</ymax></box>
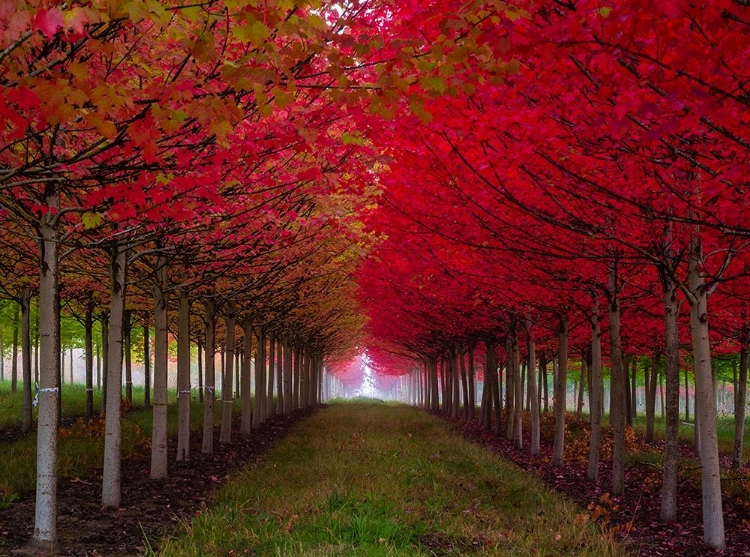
<box><xmin>158</xmin><ymin>401</ymin><xmax>623</xmax><ymax>557</ymax></box>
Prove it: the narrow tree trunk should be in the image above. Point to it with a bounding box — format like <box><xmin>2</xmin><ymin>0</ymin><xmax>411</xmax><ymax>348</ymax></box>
<box><xmin>646</xmin><ymin>353</ymin><xmax>660</xmax><ymax>443</ymax></box>
<box><xmin>526</xmin><ymin>316</ymin><xmax>540</xmax><ymax>456</ymax></box>
<box><xmin>150</xmin><ymin>258</ymin><xmax>169</xmax><ymax>479</ymax></box>
<box><xmin>484</xmin><ymin>342</ymin><xmax>495</xmax><ymax>430</ymax></box>
<box><xmin>460</xmin><ymin>348</ymin><xmax>469</xmax><ymax>419</ymax></box>
<box><xmin>102</xmin><ymin>244</ymin><xmax>127</xmax><ymax>508</ymax></box>
<box><xmin>553</xmin><ymin>318</ymin><xmax>569</xmax><ymax>467</ymax></box>
<box><xmin>28</xmin><ymin>189</ymin><xmax>61</xmax><ymax>552</ymax></box>
<box><xmin>235</xmin><ymin>349</ymin><xmax>240</xmax><ymax>399</ymax></box>
<box><xmin>176</xmin><ymin>288</ymin><xmax>191</xmax><ymax>461</ymax></box>
<box><xmin>468</xmin><ymin>344</ymin><xmax>476</xmax><ymax>420</ymax></box>
<box><xmin>293</xmin><ymin>346</ymin><xmax>301</xmax><ymax>410</ymax></box>
<box><xmin>202</xmin><ymin>300</ymin><xmax>216</xmax><ymax>454</ymax></box>
<box><xmin>733</xmin><ymin>337</ymin><xmax>747</xmax><ymax>469</ymax></box>
<box><xmin>240</xmin><ymin>319</ymin><xmax>253</xmax><ymax>435</ymax></box>
<box><xmin>220</xmin><ymin>303</ymin><xmax>236</xmax><ymax>443</ymax></box>
<box><xmin>452</xmin><ymin>349</ymin><xmax>460</xmax><ymax>419</ymax></box>
<box><xmin>493</xmin><ymin>356</ymin><xmax>503</xmax><ymax>437</ymax></box>
<box><xmin>283</xmin><ymin>338</ymin><xmax>292</xmax><ymax>414</ymax></box>
<box><xmin>505</xmin><ymin>337</ymin><xmax>515</xmax><ymax>439</ymax></box>
<box><xmin>124</xmin><ymin>310</ymin><xmax>132</xmax><ymax>405</ymax></box>
<box><xmin>197</xmin><ymin>342</ymin><xmax>203</xmax><ymax>404</ymax></box>
<box><xmin>609</xmin><ymin>276</ymin><xmax>626</xmax><ymax>496</ymax></box>
<box><xmin>84</xmin><ymin>302</ymin><xmax>94</xmax><ymax>421</ymax></box>
<box><xmin>577</xmin><ymin>356</ymin><xmax>586</xmax><ymax>421</ymax></box>
<box><xmin>588</xmin><ymin>311</ymin><xmax>603</xmax><ymax>481</ymax></box>
<box><xmin>660</xmin><ymin>277</ymin><xmax>680</xmax><ymax>522</ymax></box>
<box><xmin>624</xmin><ymin>355</ymin><xmax>633</xmax><ymax>426</ymax></box>
<box><xmin>513</xmin><ymin>330</ymin><xmax>523</xmax><ymax>449</ymax></box>
<box><xmin>21</xmin><ymin>289</ymin><xmax>33</xmax><ymax>433</ymax></box>
<box><xmin>253</xmin><ymin>329</ymin><xmax>265</xmax><ymax>427</ymax></box>
<box><xmin>101</xmin><ymin>314</ymin><xmax>109</xmax><ymax>414</ymax></box>
<box><xmin>143</xmin><ymin>319</ymin><xmax>150</xmax><ymax>407</ymax></box>
<box><xmin>276</xmin><ymin>336</ymin><xmax>284</xmax><ymax>414</ymax></box>
<box><xmin>11</xmin><ymin>303</ymin><xmax>19</xmax><ymax>393</ymax></box>
<box><xmin>267</xmin><ymin>333</ymin><xmax>275</xmax><ymax>419</ymax></box>
<box><xmin>685</xmin><ymin>367</ymin><xmax>691</xmax><ymax>422</ymax></box>
<box><xmin>96</xmin><ymin>338</ymin><xmax>100</xmax><ymax>391</ymax></box>
<box><xmin>542</xmin><ymin>354</ymin><xmax>549</xmax><ymax>412</ymax></box>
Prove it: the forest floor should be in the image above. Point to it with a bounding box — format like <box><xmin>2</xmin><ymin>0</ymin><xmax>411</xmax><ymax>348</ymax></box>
<box><xmin>0</xmin><ymin>406</ymin><xmax>318</xmax><ymax>557</ymax></box>
<box><xmin>450</xmin><ymin>411</ymin><xmax>750</xmax><ymax>557</ymax></box>
<box><xmin>157</xmin><ymin>401</ymin><xmax>623</xmax><ymax>557</ymax></box>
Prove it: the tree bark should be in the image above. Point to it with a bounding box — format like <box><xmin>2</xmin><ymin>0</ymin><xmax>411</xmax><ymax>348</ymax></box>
<box><xmin>202</xmin><ymin>300</ymin><xmax>216</xmax><ymax>454</ymax></box>
<box><xmin>220</xmin><ymin>303</ymin><xmax>236</xmax><ymax>443</ymax></box>
<box><xmin>150</xmin><ymin>258</ymin><xmax>169</xmax><ymax>479</ymax></box>
<box><xmin>253</xmin><ymin>329</ymin><xmax>265</xmax><ymax>427</ymax></box>
<box><xmin>608</xmin><ymin>277</ymin><xmax>626</xmax><ymax>495</ymax></box>
<box><xmin>84</xmin><ymin>301</ymin><xmax>94</xmax><ymax>421</ymax></box>
<box><xmin>21</xmin><ymin>289</ymin><xmax>33</xmax><ymax>433</ymax></box>
<box><xmin>124</xmin><ymin>310</ymin><xmax>132</xmax><ymax>405</ymax></box>
<box><xmin>143</xmin><ymin>319</ymin><xmax>151</xmax><ymax>408</ymax></box>
<box><xmin>733</xmin><ymin>336</ymin><xmax>747</xmax><ymax>469</ymax></box>
<box><xmin>588</xmin><ymin>310</ymin><xmax>603</xmax><ymax>480</ymax></box>
<box><xmin>176</xmin><ymin>287</ymin><xmax>191</xmax><ymax>461</ymax></box>
<box><xmin>687</xmin><ymin>235</ymin><xmax>725</xmax><ymax>549</ymax></box>
<box><xmin>646</xmin><ymin>353</ymin><xmax>660</xmax><ymax>443</ymax></box>
<box><xmin>283</xmin><ymin>337</ymin><xmax>292</xmax><ymax>414</ymax></box>
<box><xmin>102</xmin><ymin>244</ymin><xmax>127</xmax><ymax>508</ymax></box>
<box><xmin>101</xmin><ymin>314</ymin><xmax>109</xmax><ymax>414</ymax></box>
<box><xmin>553</xmin><ymin>318</ymin><xmax>569</xmax><ymax>467</ymax></box>
<box><xmin>505</xmin><ymin>337</ymin><xmax>514</xmax><ymax>439</ymax></box>
<box><xmin>513</xmin><ymin>329</ymin><xmax>523</xmax><ymax>449</ymax></box>
<box><xmin>28</xmin><ymin>188</ymin><xmax>61</xmax><ymax>553</ymax></box>
<box><xmin>197</xmin><ymin>342</ymin><xmax>203</xmax><ymax>404</ymax></box>
<box><xmin>276</xmin><ymin>336</ymin><xmax>284</xmax><ymax>415</ymax></box>
<box><xmin>11</xmin><ymin>303</ymin><xmax>19</xmax><ymax>393</ymax></box>
<box><xmin>240</xmin><ymin>319</ymin><xmax>253</xmax><ymax>435</ymax></box>
<box><xmin>468</xmin><ymin>343</ymin><xmax>476</xmax><ymax>420</ymax></box>
<box><xmin>266</xmin><ymin>332</ymin><xmax>275</xmax><ymax>419</ymax></box>
<box><xmin>526</xmin><ymin>316</ymin><xmax>540</xmax><ymax>456</ymax></box>
<box><xmin>660</xmin><ymin>277</ymin><xmax>680</xmax><ymax>522</ymax></box>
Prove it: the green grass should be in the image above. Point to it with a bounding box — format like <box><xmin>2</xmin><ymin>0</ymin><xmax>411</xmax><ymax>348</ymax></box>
<box><xmin>158</xmin><ymin>401</ymin><xmax>624</xmax><ymax>557</ymax></box>
<box><xmin>0</xmin><ymin>384</ymin><xmax>242</xmax><ymax>497</ymax></box>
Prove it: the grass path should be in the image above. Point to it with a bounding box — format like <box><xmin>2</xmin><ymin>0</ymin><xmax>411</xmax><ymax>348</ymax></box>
<box><xmin>158</xmin><ymin>401</ymin><xmax>624</xmax><ymax>557</ymax></box>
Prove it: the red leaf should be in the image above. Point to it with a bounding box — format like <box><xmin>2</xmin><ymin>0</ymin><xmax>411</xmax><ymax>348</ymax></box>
<box><xmin>33</xmin><ymin>8</ymin><xmax>64</xmax><ymax>39</ymax></box>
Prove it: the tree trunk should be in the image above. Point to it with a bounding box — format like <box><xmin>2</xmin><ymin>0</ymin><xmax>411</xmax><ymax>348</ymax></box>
<box><xmin>17</xmin><ymin>290</ymin><xmax>32</xmax><ymax>433</ymax></box>
<box><xmin>28</xmin><ymin>188</ymin><xmax>61</xmax><ymax>552</ymax></box>
<box><xmin>553</xmin><ymin>319</ymin><xmax>569</xmax><ymax>467</ymax></box>
<box><xmin>484</xmin><ymin>342</ymin><xmax>495</xmax><ymax>430</ymax></box>
<box><xmin>541</xmin><ymin>354</ymin><xmax>549</xmax><ymax>412</ymax></box>
<box><xmin>452</xmin><ymin>349</ymin><xmax>460</xmax><ymax>419</ymax></box>
<box><xmin>267</xmin><ymin>332</ymin><xmax>275</xmax><ymax>419</ymax></box>
<box><xmin>608</xmin><ymin>277</ymin><xmax>626</xmax><ymax>496</ymax></box>
<box><xmin>176</xmin><ymin>288</ymin><xmax>191</xmax><ymax>462</ymax></box>
<box><xmin>460</xmin><ymin>348</ymin><xmax>469</xmax><ymax>419</ymax></box>
<box><xmin>124</xmin><ymin>310</ymin><xmax>132</xmax><ymax>405</ymax></box>
<box><xmin>526</xmin><ymin>316</ymin><xmax>540</xmax><ymax>456</ymax></box>
<box><xmin>276</xmin><ymin>336</ymin><xmax>284</xmax><ymax>415</ymax></box>
<box><xmin>687</xmin><ymin>233</ymin><xmax>725</xmax><ymax>550</ymax></box>
<box><xmin>150</xmin><ymin>258</ymin><xmax>169</xmax><ymax>479</ymax></box>
<box><xmin>624</xmin><ymin>355</ymin><xmax>633</xmax><ymax>426</ymax></box>
<box><xmin>283</xmin><ymin>337</ymin><xmax>292</xmax><ymax>414</ymax></box>
<box><xmin>685</xmin><ymin>367</ymin><xmax>690</xmax><ymax>422</ymax></box>
<box><xmin>102</xmin><ymin>314</ymin><xmax>109</xmax><ymax>414</ymax></box>
<box><xmin>202</xmin><ymin>300</ymin><xmax>217</xmax><ymax>454</ymax></box>
<box><xmin>577</xmin><ymin>356</ymin><xmax>586</xmax><ymax>421</ymax></box>
<box><xmin>588</xmin><ymin>311</ymin><xmax>603</xmax><ymax>481</ymax></box>
<box><xmin>197</xmin><ymin>342</ymin><xmax>203</xmax><ymax>404</ymax></box>
<box><xmin>220</xmin><ymin>303</ymin><xmax>236</xmax><ymax>443</ymax></box>
<box><xmin>513</xmin><ymin>329</ymin><xmax>523</xmax><ymax>449</ymax></box>
<box><xmin>96</xmin><ymin>338</ymin><xmax>100</xmax><ymax>391</ymax></box>
<box><xmin>11</xmin><ymin>303</ymin><xmax>19</xmax><ymax>393</ymax></box>
<box><xmin>84</xmin><ymin>302</ymin><xmax>94</xmax><ymax>421</ymax></box>
<box><xmin>143</xmin><ymin>319</ymin><xmax>151</xmax><ymax>408</ymax></box>
<box><xmin>293</xmin><ymin>346</ymin><xmax>301</xmax><ymax>410</ymax></box>
<box><xmin>253</xmin><ymin>329</ymin><xmax>265</xmax><ymax>427</ymax></box>
<box><xmin>733</xmin><ymin>337</ymin><xmax>747</xmax><ymax>469</ymax></box>
<box><xmin>102</xmin><ymin>244</ymin><xmax>127</xmax><ymax>509</ymax></box>
<box><xmin>505</xmin><ymin>337</ymin><xmax>515</xmax><ymax>439</ymax></box>
<box><xmin>468</xmin><ymin>344</ymin><xmax>476</xmax><ymax>420</ymax></box>
<box><xmin>646</xmin><ymin>353</ymin><xmax>659</xmax><ymax>443</ymax></box>
<box><xmin>660</xmin><ymin>277</ymin><xmax>680</xmax><ymax>522</ymax></box>
<box><xmin>240</xmin><ymin>319</ymin><xmax>253</xmax><ymax>435</ymax></box>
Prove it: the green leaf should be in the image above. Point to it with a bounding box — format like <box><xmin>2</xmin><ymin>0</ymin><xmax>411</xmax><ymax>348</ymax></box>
<box><xmin>419</xmin><ymin>76</ymin><xmax>447</xmax><ymax>94</ymax></box>
<box><xmin>81</xmin><ymin>212</ymin><xmax>104</xmax><ymax>229</ymax></box>
<box><xmin>342</xmin><ymin>132</ymin><xmax>365</xmax><ymax>146</ymax></box>
<box><xmin>598</xmin><ymin>6</ymin><xmax>613</xmax><ymax>17</ymax></box>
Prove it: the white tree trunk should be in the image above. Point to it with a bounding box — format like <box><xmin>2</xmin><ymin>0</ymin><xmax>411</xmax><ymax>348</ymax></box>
<box><xmin>29</xmin><ymin>189</ymin><xmax>60</xmax><ymax>552</ymax></box>
<box><xmin>688</xmin><ymin>237</ymin><xmax>725</xmax><ymax>550</ymax></box>
<box><xmin>176</xmin><ymin>287</ymin><xmax>191</xmax><ymax>461</ymax></box>
<box><xmin>202</xmin><ymin>300</ymin><xmax>216</xmax><ymax>454</ymax></box>
<box><xmin>526</xmin><ymin>316</ymin><xmax>540</xmax><ymax>456</ymax></box>
<box><xmin>102</xmin><ymin>245</ymin><xmax>127</xmax><ymax>508</ymax></box>
<box><xmin>150</xmin><ymin>259</ymin><xmax>169</xmax><ymax>479</ymax></box>
<box><xmin>220</xmin><ymin>303</ymin><xmax>236</xmax><ymax>443</ymax></box>
<box><xmin>253</xmin><ymin>328</ymin><xmax>266</xmax><ymax>427</ymax></box>
<box><xmin>240</xmin><ymin>319</ymin><xmax>253</xmax><ymax>434</ymax></box>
